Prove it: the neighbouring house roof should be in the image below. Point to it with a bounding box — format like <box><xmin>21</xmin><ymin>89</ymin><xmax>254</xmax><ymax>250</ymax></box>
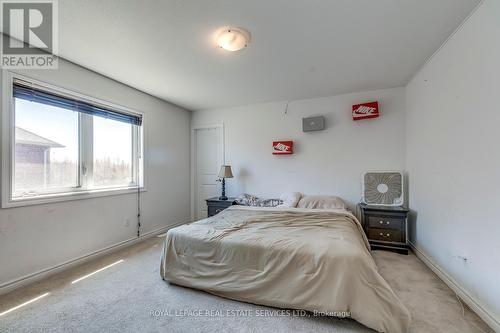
<box><xmin>15</xmin><ymin>127</ymin><xmax>65</xmax><ymax>148</ymax></box>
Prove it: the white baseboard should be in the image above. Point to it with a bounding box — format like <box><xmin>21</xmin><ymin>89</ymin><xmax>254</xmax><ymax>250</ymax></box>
<box><xmin>0</xmin><ymin>221</ymin><xmax>186</xmax><ymax>296</ymax></box>
<box><xmin>409</xmin><ymin>242</ymin><xmax>500</xmax><ymax>332</ymax></box>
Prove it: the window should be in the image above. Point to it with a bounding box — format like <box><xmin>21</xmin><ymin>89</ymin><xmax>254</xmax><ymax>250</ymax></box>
<box><xmin>5</xmin><ymin>77</ymin><xmax>143</xmax><ymax>206</ymax></box>
<box><xmin>92</xmin><ymin>117</ymin><xmax>134</xmax><ymax>188</ymax></box>
<box><xmin>14</xmin><ymin>99</ymin><xmax>79</xmax><ymax>195</ymax></box>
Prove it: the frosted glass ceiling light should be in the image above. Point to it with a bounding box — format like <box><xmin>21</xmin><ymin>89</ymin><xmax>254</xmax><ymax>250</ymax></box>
<box><xmin>216</xmin><ymin>28</ymin><xmax>250</xmax><ymax>51</ymax></box>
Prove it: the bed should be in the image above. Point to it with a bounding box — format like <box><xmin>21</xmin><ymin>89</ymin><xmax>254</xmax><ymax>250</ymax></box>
<box><xmin>160</xmin><ymin>205</ymin><xmax>410</xmax><ymax>333</ymax></box>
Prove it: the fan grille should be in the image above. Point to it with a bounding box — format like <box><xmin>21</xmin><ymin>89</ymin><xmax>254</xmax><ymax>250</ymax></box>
<box><xmin>363</xmin><ymin>172</ymin><xmax>403</xmax><ymax>206</ymax></box>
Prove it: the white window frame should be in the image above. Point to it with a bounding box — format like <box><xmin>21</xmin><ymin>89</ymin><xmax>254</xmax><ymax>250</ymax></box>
<box><xmin>1</xmin><ymin>71</ymin><xmax>147</xmax><ymax>208</ymax></box>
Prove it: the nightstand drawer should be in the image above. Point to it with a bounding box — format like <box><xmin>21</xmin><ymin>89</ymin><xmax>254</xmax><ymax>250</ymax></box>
<box><xmin>367</xmin><ymin>216</ymin><xmax>404</xmax><ymax>230</ymax></box>
<box><xmin>206</xmin><ymin>197</ymin><xmax>236</xmax><ymax>218</ymax></box>
<box><xmin>368</xmin><ymin>228</ymin><xmax>402</xmax><ymax>242</ymax></box>
<box><xmin>358</xmin><ymin>203</ymin><xmax>409</xmax><ymax>254</ymax></box>
<box><xmin>208</xmin><ymin>206</ymin><xmax>226</xmax><ymax>217</ymax></box>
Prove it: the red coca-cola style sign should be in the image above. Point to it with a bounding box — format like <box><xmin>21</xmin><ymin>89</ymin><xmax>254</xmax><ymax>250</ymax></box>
<box><xmin>272</xmin><ymin>141</ymin><xmax>293</xmax><ymax>155</ymax></box>
<box><xmin>352</xmin><ymin>101</ymin><xmax>379</xmax><ymax>121</ymax></box>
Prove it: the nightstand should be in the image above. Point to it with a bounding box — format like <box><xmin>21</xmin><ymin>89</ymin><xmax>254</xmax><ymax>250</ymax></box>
<box><xmin>358</xmin><ymin>203</ymin><xmax>409</xmax><ymax>255</ymax></box>
<box><xmin>206</xmin><ymin>197</ymin><xmax>236</xmax><ymax>217</ymax></box>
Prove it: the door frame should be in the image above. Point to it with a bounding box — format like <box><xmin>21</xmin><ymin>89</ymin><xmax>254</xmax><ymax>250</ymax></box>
<box><xmin>191</xmin><ymin>123</ymin><xmax>225</xmax><ymax>221</ymax></box>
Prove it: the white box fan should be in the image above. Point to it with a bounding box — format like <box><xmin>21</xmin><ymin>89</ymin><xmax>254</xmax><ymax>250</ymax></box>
<box><xmin>362</xmin><ymin>171</ymin><xmax>404</xmax><ymax>206</ymax></box>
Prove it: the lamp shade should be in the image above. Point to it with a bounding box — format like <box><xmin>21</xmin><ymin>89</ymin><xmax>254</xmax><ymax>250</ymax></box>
<box><xmin>218</xmin><ymin>165</ymin><xmax>234</xmax><ymax>178</ymax></box>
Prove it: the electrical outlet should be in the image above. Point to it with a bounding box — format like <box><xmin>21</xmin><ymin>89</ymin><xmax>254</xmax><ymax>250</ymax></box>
<box><xmin>124</xmin><ymin>218</ymin><xmax>131</xmax><ymax>227</ymax></box>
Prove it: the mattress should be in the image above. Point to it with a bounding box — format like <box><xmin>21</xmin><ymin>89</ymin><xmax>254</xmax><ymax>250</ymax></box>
<box><xmin>160</xmin><ymin>205</ymin><xmax>410</xmax><ymax>333</ymax></box>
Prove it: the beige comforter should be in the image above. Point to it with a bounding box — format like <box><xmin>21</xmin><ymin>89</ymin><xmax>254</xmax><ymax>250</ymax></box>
<box><xmin>160</xmin><ymin>206</ymin><xmax>410</xmax><ymax>333</ymax></box>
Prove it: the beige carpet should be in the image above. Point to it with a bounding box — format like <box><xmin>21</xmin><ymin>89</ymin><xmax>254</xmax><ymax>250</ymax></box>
<box><xmin>0</xmin><ymin>236</ymin><xmax>493</xmax><ymax>333</ymax></box>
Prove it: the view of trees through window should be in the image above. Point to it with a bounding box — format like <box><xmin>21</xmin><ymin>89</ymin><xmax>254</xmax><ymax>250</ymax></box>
<box><xmin>93</xmin><ymin>116</ymin><xmax>133</xmax><ymax>187</ymax></box>
<box><xmin>14</xmin><ymin>97</ymin><xmax>136</xmax><ymax>198</ymax></box>
<box><xmin>14</xmin><ymin>99</ymin><xmax>79</xmax><ymax>196</ymax></box>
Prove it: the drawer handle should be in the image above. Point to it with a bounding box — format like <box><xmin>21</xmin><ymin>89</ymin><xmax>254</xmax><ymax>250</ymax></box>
<box><xmin>379</xmin><ymin>220</ymin><xmax>390</xmax><ymax>225</ymax></box>
<box><xmin>379</xmin><ymin>232</ymin><xmax>391</xmax><ymax>238</ymax></box>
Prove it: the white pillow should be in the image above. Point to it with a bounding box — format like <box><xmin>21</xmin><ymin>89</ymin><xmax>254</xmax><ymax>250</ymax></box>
<box><xmin>296</xmin><ymin>195</ymin><xmax>346</xmax><ymax>210</ymax></box>
<box><xmin>277</xmin><ymin>192</ymin><xmax>302</xmax><ymax>208</ymax></box>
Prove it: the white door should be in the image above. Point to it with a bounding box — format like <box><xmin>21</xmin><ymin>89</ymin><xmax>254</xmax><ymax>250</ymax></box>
<box><xmin>193</xmin><ymin>126</ymin><xmax>223</xmax><ymax>220</ymax></box>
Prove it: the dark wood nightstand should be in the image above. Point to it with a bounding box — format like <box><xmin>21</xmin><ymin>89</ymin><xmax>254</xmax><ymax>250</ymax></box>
<box><xmin>358</xmin><ymin>203</ymin><xmax>409</xmax><ymax>255</ymax></box>
<box><xmin>206</xmin><ymin>197</ymin><xmax>236</xmax><ymax>217</ymax></box>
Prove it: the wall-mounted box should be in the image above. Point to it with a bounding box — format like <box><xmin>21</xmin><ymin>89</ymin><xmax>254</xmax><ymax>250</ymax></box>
<box><xmin>302</xmin><ymin>116</ymin><xmax>325</xmax><ymax>132</ymax></box>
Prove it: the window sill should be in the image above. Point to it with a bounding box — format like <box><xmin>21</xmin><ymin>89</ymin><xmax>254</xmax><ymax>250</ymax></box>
<box><xmin>2</xmin><ymin>186</ymin><xmax>147</xmax><ymax>209</ymax></box>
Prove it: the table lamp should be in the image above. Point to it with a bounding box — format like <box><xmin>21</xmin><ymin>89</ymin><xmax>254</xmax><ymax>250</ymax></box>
<box><xmin>218</xmin><ymin>165</ymin><xmax>233</xmax><ymax>200</ymax></box>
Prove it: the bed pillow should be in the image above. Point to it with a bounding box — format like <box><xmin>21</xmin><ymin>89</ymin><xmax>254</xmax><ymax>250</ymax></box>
<box><xmin>256</xmin><ymin>198</ymin><xmax>283</xmax><ymax>207</ymax></box>
<box><xmin>276</xmin><ymin>192</ymin><xmax>302</xmax><ymax>208</ymax></box>
<box><xmin>296</xmin><ymin>195</ymin><xmax>346</xmax><ymax>210</ymax></box>
<box><xmin>235</xmin><ymin>194</ymin><xmax>283</xmax><ymax>207</ymax></box>
<box><xmin>234</xmin><ymin>193</ymin><xmax>259</xmax><ymax>206</ymax></box>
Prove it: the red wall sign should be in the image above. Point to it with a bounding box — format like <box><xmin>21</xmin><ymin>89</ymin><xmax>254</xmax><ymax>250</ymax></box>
<box><xmin>352</xmin><ymin>101</ymin><xmax>379</xmax><ymax>121</ymax></box>
<box><xmin>273</xmin><ymin>141</ymin><xmax>293</xmax><ymax>155</ymax></box>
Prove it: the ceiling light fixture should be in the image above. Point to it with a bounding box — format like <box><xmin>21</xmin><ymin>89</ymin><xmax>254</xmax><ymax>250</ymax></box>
<box><xmin>216</xmin><ymin>27</ymin><xmax>250</xmax><ymax>52</ymax></box>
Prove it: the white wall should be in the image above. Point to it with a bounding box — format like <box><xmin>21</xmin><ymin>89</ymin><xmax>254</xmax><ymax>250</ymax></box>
<box><xmin>192</xmin><ymin>87</ymin><xmax>406</xmax><ymax>209</ymax></box>
<box><xmin>406</xmin><ymin>0</ymin><xmax>500</xmax><ymax>328</ymax></box>
<box><xmin>0</xmin><ymin>60</ymin><xmax>191</xmax><ymax>288</ymax></box>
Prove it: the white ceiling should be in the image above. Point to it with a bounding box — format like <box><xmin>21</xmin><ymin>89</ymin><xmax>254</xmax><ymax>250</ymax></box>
<box><xmin>56</xmin><ymin>0</ymin><xmax>480</xmax><ymax>110</ymax></box>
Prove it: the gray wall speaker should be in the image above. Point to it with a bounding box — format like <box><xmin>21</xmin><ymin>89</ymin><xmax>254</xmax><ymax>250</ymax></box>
<box><xmin>302</xmin><ymin>116</ymin><xmax>325</xmax><ymax>132</ymax></box>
